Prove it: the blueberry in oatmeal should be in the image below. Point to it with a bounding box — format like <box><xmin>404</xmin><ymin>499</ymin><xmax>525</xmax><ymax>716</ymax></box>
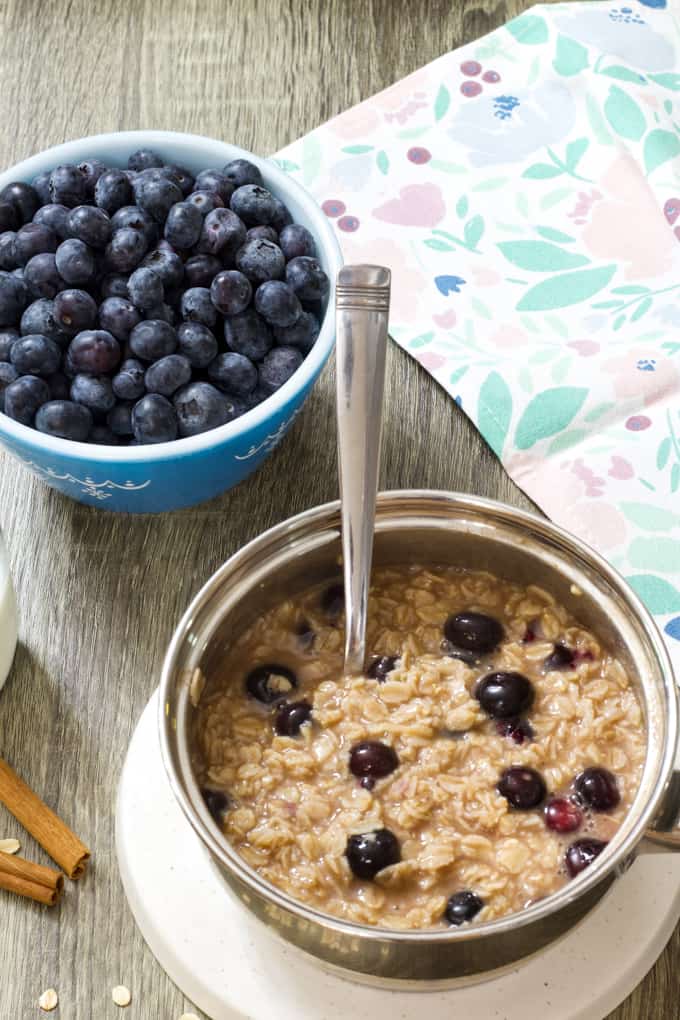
<box><xmin>346</xmin><ymin>829</ymin><xmax>401</xmax><ymax>880</ymax></box>
<box><xmin>246</xmin><ymin>664</ymin><xmax>297</xmax><ymax>704</ymax></box>
<box><xmin>444</xmin><ymin>890</ymin><xmax>484</xmax><ymax>926</ymax></box>
<box><xmin>274</xmin><ymin>700</ymin><xmax>313</xmax><ymax>737</ymax></box>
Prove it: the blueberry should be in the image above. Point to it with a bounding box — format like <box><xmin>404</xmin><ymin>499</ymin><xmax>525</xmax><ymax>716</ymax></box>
<box><xmin>77</xmin><ymin>158</ymin><xmax>107</xmax><ymax>197</ymax></box>
<box><xmin>141</xmin><ymin>246</ymin><xmax>184</xmax><ymax>289</ymax></box>
<box><xmin>51</xmin><ymin>289</ymin><xmax>95</xmax><ymax>334</ymax></box>
<box><xmin>89</xmin><ymin>424</ymin><xmax>119</xmax><ymax>445</ymax></box>
<box><xmin>164</xmin><ymin>164</ymin><xmax>195</xmax><ymax>196</ymax></box>
<box><xmin>106</xmin><ymin>401</ymin><xmax>134</xmax><ymax>436</ymax></box>
<box><xmin>476</xmin><ymin>671</ymin><xmax>534</xmax><ymax>719</ymax></box>
<box><xmin>33</xmin><ymin>203</ymin><xmax>71</xmax><ymax>239</ymax></box>
<box><xmin>0</xmin><ymin>328</ymin><xmax>18</xmax><ymax>362</ymax></box>
<box><xmin>255</xmin><ymin>281</ymin><xmax>301</xmax><ymax>328</ymax></box>
<box><xmin>55</xmin><ymin>238</ymin><xmax>96</xmax><ymax>285</ymax></box>
<box><xmin>274</xmin><ymin>700</ymin><xmax>313</xmax><ymax>737</ymax></box>
<box><xmin>246</xmin><ymin>664</ymin><xmax>297</xmax><ymax>703</ymax></box>
<box><xmin>367</xmin><ymin>655</ymin><xmax>398</xmax><ymax>682</ymax></box>
<box><xmin>273</xmin><ymin>310</ymin><xmax>319</xmax><ymax>354</ymax></box>
<box><xmin>574</xmin><ymin>768</ymin><xmax>620</xmax><ymax>812</ymax></box>
<box><xmin>0</xmin><ymin>271</ymin><xmax>27</xmax><ymax>326</ymax></box>
<box><xmin>98</xmin><ymin>296</ymin><xmax>141</xmax><ymax>341</ymax></box>
<box><xmin>183</xmin><ymin>253</ymin><xmax>221</xmax><ymax>289</ymax></box>
<box><xmin>345</xmin><ymin>829</ymin><xmax>401</xmax><ymax>880</ymax></box>
<box><xmin>565</xmin><ymin>838</ymin><xmax>607</xmax><ymax>878</ymax></box>
<box><xmin>320</xmin><ymin>582</ymin><xmax>344</xmax><ymax>618</ymax></box>
<box><xmin>0</xmin><ymin>182</ymin><xmax>40</xmax><ymax>223</ymax></box>
<box><xmin>230</xmin><ymin>184</ymin><xmax>277</xmax><ymax>226</ymax></box>
<box><xmin>544</xmin><ymin>797</ymin><xmax>583</xmax><ymax>834</ymax></box>
<box><xmin>110</xmin><ymin>205</ymin><xmax>159</xmax><ymax>245</ymax></box>
<box><xmin>49</xmin><ymin>164</ymin><xmax>87</xmax><ymax>208</ymax></box>
<box><xmin>223</xmin><ymin>308</ymin><xmax>273</xmax><ymax>361</ymax></box>
<box><xmin>201</xmin><ymin>788</ymin><xmax>229</xmax><ymax>825</ymax></box>
<box><xmin>164</xmin><ymin>201</ymin><xmax>202</xmax><ymax>250</ymax></box>
<box><xmin>100</xmin><ymin>274</ymin><xmax>131</xmax><ymax>300</ymax></box>
<box><xmin>187</xmin><ymin>190</ymin><xmax>224</xmax><ymax>217</ymax></box>
<box><xmin>235</xmin><ymin>238</ymin><xmax>285</xmax><ymax>284</ymax></box>
<box><xmin>194</xmin><ymin>168</ymin><xmax>235</xmax><ymax>202</ymax></box>
<box><xmin>0</xmin><ymin>363</ymin><xmax>19</xmax><ymax>410</ymax></box>
<box><xmin>349</xmin><ymin>741</ymin><xmax>398</xmax><ymax>780</ymax></box>
<box><xmin>294</xmin><ymin>618</ymin><xmax>315</xmax><ymax>649</ymax></box>
<box><xmin>285</xmin><ymin>256</ymin><xmax>329</xmax><ymax>302</ymax></box>
<box><xmin>66</xmin><ymin>205</ymin><xmax>112</xmax><ymax>248</ymax></box>
<box><xmin>20</xmin><ymin>298</ymin><xmax>66</xmax><ymax>342</ymax></box>
<box><xmin>279</xmin><ymin>224</ymin><xmax>316</xmax><ymax>260</ymax></box>
<box><xmin>31</xmin><ymin>172</ymin><xmax>53</xmax><ymax>206</ymax></box>
<box><xmin>47</xmin><ymin>372</ymin><xmax>70</xmax><ymax>401</ymax></box>
<box><xmin>495</xmin><ymin>717</ymin><xmax>534</xmax><ymax>745</ymax></box>
<box><xmin>180</xmin><ymin>286</ymin><xmax>217</xmax><ymax>327</ymax></box>
<box><xmin>112</xmin><ymin>358</ymin><xmax>146</xmax><ymax>400</ymax></box>
<box><xmin>146</xmin><ymin>301</ymin><xmax>175</xmax><ymax>326</ymax></box>
<box><xmin>173</xmin><ymin>380</ymin><xmax>233</xmax><ymax>437</ymax></box>
<box><xmin>3</xmin><ymin>374</ymin><xmax>49</xmax><ymax>424</ymax></box>
<box><xmin>94</xmin><ymin>169</ymin><xmax>133</xmax><ymax>214</ymax></box>
<box><xmin>207</xmin><ymin>352</ymin><xmax>257</xmax><ymax>396</ymax></box>
<box><xmin>68</xmin><ymin>329</ymin><xmax>120</xmax><ymax>374</ymax></box>
<box><xmin>206</xmin><ymin>272</ymin><xmax>248</xmax><ymax>318</ymax></box>
<box><xmin>127</xmin><ymin>266</ymin><xmax>164</xmax><ymax>311</ymax></box>
<box><xmin>498</xmin><ymin>766</ymin><xmax>546</xmax><ymax>810</ymax></box>
<box><xmin>444</xmin><ymin>891</ymin><xmax>483</xmax><ymax>926</ymax></box>
<box><xmin>144</xmin><ymin>354</ymin><xmax>192</xmax><ymax>397</ymax></box>
<box><xmin>15</xmin><ymin>223</ymin><xmax>58</xmax><ymax>265</ymax></box>
<box><xmin>10</xmin><ymin>334</ymin><xmax>61</xmax><ymax>376</ymax></box>
<box><xmin>270</xmin><ymin>196</ymin><xmax>292</xmax><ymax>232</ymax></box>
<box><xmin>134</xmin><ymin>175</ymin><xmax>183</xmax><ymax>224</ymax></box>
<box><xmin>443</xmin><ymin>611</ymin><xmax>503</xmax><ymax>654</ymax></box>
<box><xmin>23</xmin><ymin>254</ymin><xmax>64</xmax><ymax>300</ymax></box>
<box><xmin>544</xmin><ymin>644</ymin><xmax>575</xmax><ymax>671</ymax></box>
<box><xmin>35</xmin><ymin>399</ymin><xmax>92</xmax><ymax>441</ymax></box>
<box><xmin>246</xmin><ymin>225</ymin><xmax>278</xmax><ymax>245</ymax></box>
<box><xmin>130</xmin><ymin>393</ymin><xmax>177</xmax><ymax>443</ymax></box>
<box><xmin>104</xmin><ymin>227</ymin><xmax>147</xmax><ymax>273</ymax></box>
<box><xmin>258</xmin><ymin>345</ymin><xmax>303</xmax><ymax>393</ymax></box>
<box><xmin>129</xmin><ymin>319</ymin><xmax>177</xmax><ymax>361</ymax></box>
<box><xmin>0</xmin><ymin>203</ymin><xmax>19</xmax><ymax>233</ymax></box>
<box><xmin>176</xmin><ymin>321</ymin><xmax>218</xmax><ymax>369</ymax></box>
<box><xmin>70</xmin><ymin>373</ymin><xmax>115</xmax><ymax>413</ymax></box>
<box><xmin>198</xmin><ymin>208</ymin><xmax>247</xmax><ymax>259</ymax></box>
<box><xmin>0</xmin><ymin>233</ymin><xmax>19</xmax><ymax>271</ymax></box>
<box><xmin>222</xmin><ymin>158</ymin><xmax>263</xmax><ymax>188</ymax></box>
<box><xmin>128</xmin><ymin>149</ymin><xmax>163</xmax><ymax>172</ymax></box>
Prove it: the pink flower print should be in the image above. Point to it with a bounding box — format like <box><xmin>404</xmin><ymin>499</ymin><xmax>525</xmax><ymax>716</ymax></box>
<box><xmin>418</xmin><ymin>352</ymin><xmax>447</xmax><ymax>372</ymax></box>
<box><xmin>373</xmin><ymin>183</ymin><xmax>446</xmax><ymax>228</ymax></box>
<box><xmin>571</xmin><ymin>500</ymin><xmax>628</xmax><ymax>552</ymax></box>
<box><xmin>567</xmin><ymin>189</ymin><xmax>602</xmax><ymax>226</ymax></box>
<box><xmin>571</xmin><ymin>458</ymin><xmax>606</xmax><ymax>498</ymax></box>
<box><xmin>488</xmin><ymin>324</ymin><xmax>530</xmax><ymax>350</ymax></box>
<box><xmin>337</xmin><ymin>234</ymin><xmax>427</xmax><ymax>323</ymax></box>
<box><xmin>604</xmin><ymin>348</ymin><xmax>680</xmax><ymax>408</ymax></box>
<box><xmin>608</xmin><ymin>455</ymin><xmax>634</xmax><ymax>480</ymax></box>
<box><xmin>432</xmin><ymin>308</ymin><xmax>457</xmax><ymax>329</ymax></box>
<box><xmin>471</xmin><ymin>265</ymin><xmax>502</xmax><ymax>287</ymax></box>
<box><xmin>327</xmin><ymin>101</ymin><xmax>382</xmax><ymax>140</ymax></box>
<box><xmin>568</xmin><ymin>339</ymin><xmax>600</xmax><ymax>356</ymax></box>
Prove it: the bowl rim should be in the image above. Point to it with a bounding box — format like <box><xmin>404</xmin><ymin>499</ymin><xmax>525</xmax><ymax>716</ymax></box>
<box><xmin>0</xmin><ymin>130</ymin><xmax>343</xmax><ymax>462</ymax></box>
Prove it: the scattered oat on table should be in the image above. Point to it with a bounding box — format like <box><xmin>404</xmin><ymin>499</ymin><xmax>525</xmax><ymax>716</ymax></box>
<box><xmin>0</xmin><ymin>838</ymin><xmax>20</xmax><ymax>854</ymax></box>
<box><xmin>111</xmin><ymin>986</ymin><xmax>131</xmax><ymax>1007</ymax></box>
<box><xmin>38</xmin><ymin>988</ymin><xmax>58</xmax><ymax>1012</ymax></box>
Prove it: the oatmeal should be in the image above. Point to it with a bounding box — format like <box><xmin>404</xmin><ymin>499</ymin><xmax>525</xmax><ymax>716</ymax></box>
<box><xmin>193</xmin><ymin>566</ymin><xmax>646</xmax><ymax>930</ymax></box>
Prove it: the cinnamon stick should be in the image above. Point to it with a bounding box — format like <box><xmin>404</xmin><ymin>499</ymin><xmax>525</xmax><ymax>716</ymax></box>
<box><xmin>0</xmin><ymin>869</ymin><xmax>61</xmax><ymax>906</ymax></box>
<box><xmin>0</xmin><ymin>850</ymin><xmax>64</xmax><ymax>894</ymax></box>
<box><xmin>0</xmin><ymin>758</ymin><xmax>90</xmax><ymax>879</ymax></box>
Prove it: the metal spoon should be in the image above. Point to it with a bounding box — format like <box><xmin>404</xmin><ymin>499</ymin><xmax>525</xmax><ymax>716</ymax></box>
<box><xmin>335</xmin><ymin>264</ymin><xmax>391</xmax><ymax>676</ymax></box>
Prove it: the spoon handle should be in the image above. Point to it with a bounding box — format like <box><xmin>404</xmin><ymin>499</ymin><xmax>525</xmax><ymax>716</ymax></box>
<box><xmin>335</xmin><ymin>264</ymin><xmax>391</xmax><ymax>676</ymax></box>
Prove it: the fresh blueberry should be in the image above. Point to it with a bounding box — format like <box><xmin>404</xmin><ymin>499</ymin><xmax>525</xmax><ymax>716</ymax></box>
<box><xmin>349</xmin><ymin>741</ymin><xmax>399</xmax><ymax>781</ymax></box>
<box><xmin>258</xmin><ymin>345</ymin><xmax>303</xmax><ymax>393</ymax></box>
<box><xmin>0</xmin><ymin>233</ymin><xmax>19</xmax><ymax>271</ymax></box>
<box><xmin>31</xmin><ymin>172</ymin><xmax>53</xmax><ymax>206</ymax></box>
<box><xmin>181</xmin><ymin>286</ymin><xmax>217</xmax><ymax>327</ymax></box>
<box><xmin>15</xmin><ymin>223</ymin><xmax>58</xmax><ymax>265</ymax></box>
<box><xmin>47</xmin><ymin>372</ymin><xmax>70</xmax><ymax>401</ymax></box>
<box><xmin>70</xmin><ymin>373</ymin><xmax>115</xmax><ymax>413</ymax></box>
<box><xmin>106</xmin><ymin>401</ymin><xmax>134</xmax><ymax>436</ymax></box>
<box><xmin>66</xmin><ymin>205</ymin><xmax>112</xmax><ymax>248</ymax></box>
<box><xmin>320</xmin><ymin>582</ymin><xmax>344</xmax><ymax>618</ymax></box>
<box><xmin>127</xmin><ymin>266</ymin><xmax>164</xmax><ymax>311</ymax></box>
<box><xmin>35</xmin><ymin>399</ymin><xmax>92</xmax><ymax>441</ymax></box>
<box><xmin>574</xmin><ymin>768</ymin><xmax>620</xmax><ymax>812</ymax></box>
<box><xmin>235</xmin><ymin>238</ymin><xmax>285</xmax><ymax>284</ymax></box>
<box><xmin>129</xmin><ymin>319</ymin><xmax>177</xmax><ymax>361</ymax></box>
<box><xmin>164</xmin><ymin>201</ymin><xmax>202</xmax><ymax>250</ymax></box>
<box><xmin>498</xmin><ymin>767</ymin><xmax>547</xmax><ymax>810</ymax></box>
<box><xmin>0</xmin><ymin>363</ymin><xmax>19</xmax><ymax>410</ymax></box>
<box><xmin>0</xmin><ymin>182</ymin><xmax>40</xmax><ymax>223</ymax></box>
<box><xmin>197</xmin><ymin>207</ymin><xmax>246</xmax><ymax>259</ymax></box>
<box><xmin>246</xmin><ymin>663</ymin><xmax>297</xmax><ymax>703</ymax></box>
<box><xmin>345</xmin><ymin>828</ymin><xmax>401</xmax><ymax>880</ymax></box>
<box><xmin>194</xmin><ymin>168</ymin><xmax>235</xmax><ymax>203</ymax></box>
<box><xmin>274</xmin><ymin>700</ymin><xmax>313</xmax><ymax>737</ymax></box>
<box><xmin>0</xmin><ymin>328</ymin><xmax>18</xmax><ymax>362</ymax></box>
<box><xmin>0</xmin><ymin>203</ymin><xmax>18</xmax><ymax>235</ymax></box>
<box><xmin>495</xmin><ymin>717</ymin><xmax>534</xmax><ymax>745</ymax></box>
<box><xmin>270</xmin><ymin>196</ymin><xmax>292</xmax><ymax>232</ymax></box>
<box><xmin>110</xmin><ymin>205</ymin><xmax>159</xmax><ymax>245</ymax></box>
<box><xmin>10</xmin><ymin>334</ymin><xmax>61</xmax><ymax>376</ymax></box>
<box><xmin>565</xmin><ymin>839</ymin><xmax>607</xmax><ymax>877</ymax></box>
<box><xmin>176</xmin><ymin>321</ymin><xmax>218</xmax><ymax>369</ymax></box>
<box><xmin>55</xmin><ymin>238</ymin><xmax>96</xmax><ymax>285</ymax></box>
<box><xmin>89</xmin><ymin>424</ymin><xmax>120</xmax><ymax>445</ymax></box>
<box><xmin>131</xmin><ymin>393</ymin><xmax>178</xmax><ymax>444</ymax></box>
<box><xmin>443</xmin><ymin>611</ymin><xmax>503</xmax><ymax>654</ymax></box>
<box><xmin>3</xmin><ymin>374</ymin><xmax>49</xmax><ymax>424</ymax></box>
<box><xmin>112</xmin><ymin>358</ymin><xmax>146</xmax><ymax>400</ymax></box>
<box><xmin>134</xmin><ymin>175</ymin><xmax>183</xmax><ymax>224</ymax></box>
<box><xmin>77</xmin><ymin>158</ymin><xmax>107</xmax><ymax>197</ymax></box>
<box><xmin>544</xmin><ymin>644</ymin><xmax>575</xmax><ymax>671</ymax></box>
<box><xmin>210</xmin><ymin>269</ymin><xmax>252</xmax><ymax>318</ymax></box>
<box><xmin>98</xmin><ymin>296</ymin><xmax>141</xmax><ymax>341</ymax></box>
<box><xmin>230</xmin><ymin>184</ymin><xmax>277</xmax><ymax>226</ymax></box>
<box><xmin>183</xmin><ymin>253</ymin><xmax>221</xmax><ymax>289</ymax></box>
<box><xmin>94</xmin><ymin>169</ymin><xmax>133</xmax><ymax>214</ymax></box>
<box><xmin>173</xmin><ymin>380</ymin><xmax>233</xmax><ymax>436</ymax></box>
<box><xmin>255</xmin><ymin>281</ymin><xmax>301</xmax><ymax>327</ymax></box>
<box><xmin>68</xmin><ymin>329</ymin><xmax>120</xmax><ymax>374</ymax></box>
<box><xmin>23</xmin><ymin>254</ymin><xmax>64</xmax><ymax>300</ymax></box>
<box><xmin>141</xmin><ymin>245</ymin><xmax>184</xmax><ymax>289</ymax></box>
<box><xmin>476</xmin><ymin>672</ymin><xmax>534</xmax><ymax>719</ymax></box>
<box><xmin>144</xmin><ymin>354</ymin><xmax>192</xmax><ymax>397</ymax></box>
<box><xmin>33</xmin><ymin>203</ymin><xmax>71</xmax><ymax>239</ymax></box>
<box><xmin>207</xmin><ymin>352</ymin><xmax>257</xmax><ymax>396</ymax></box>
<box><xmin>279</xmin><ymin>223</ymin><xmax>316</xmax><ymax>260</ymax></box>
<box><xmin>444</xmin><ymin>891</ymin><xmax>483</xmax><ymax>926</ymax></box>
<box><xmin>0</xmin><ymin>271</ymin><xmax>27</xmax><ymax>326</ymax></box>
<box><xmin>49</xmin><ymin>164</ymin><xmax>87</xmax><ymax>207</ymax></box>
<box><xmin>128</xmin><ymin>149</ymin><xmax>163</xmax><ymax>172</ymax></box>
<box><xmin>273</xmin><ymin>310</ymin><xmax>319</xmax><ymax>354</ymax></box>
<box><xmin>285</xmin><ymin>256</ymin><xmax>329</xmax><ymax>302</ymax></box>
<box><xmin>100</xmin><ymin>274</ymin><xmax>131</xmax><ymax>300</ymax></box>
<box><xmin>104</xmin><ymin>227</ymin><xmax>147</xmax><ymax>273</ymax></box>
<box><xmin>53</xmin><ymin>289</ymin><xmax>97</xmax><ymax>334</ymax></box>
<box><xmin>223</xmin><ymin>308</ymin><xmax>273</xmax><ymax>361</ymax></box>
<box><xmin>187</xmin><ymin>190</ymin><xmax>224</xmax><ymax>217</ymax></box>
<box><xmin>20</xmin><ymin>298</ymin><xmax>67</xmax><ymax>342</ymax></box>
<box><xmin>246</xmin><ymin>225</ymin><xmax>278</xmax><ymax>245</ymax></box>
<box><xmin>146</xmin><ymin>301</ymin><xmax>175</xmax><ymax>326</ymax></box>
<box><xmin>367</xmin><ymin>655</ymin><xmax>398</xmax><ymax>682</ymax></box>
<box><xmin>545</xmin><ymin>797</ymin><xmax>583</xmax><ymax>834</ymax></box>
<box><xmin>222</xmin><ymin>158</ymin><xmax>263</xmax><ymax>188</ymax></box>
<box><xmin>164</xmin><ymin>164</ymin><xmax>195</xmax><ymax>196</ymax></box>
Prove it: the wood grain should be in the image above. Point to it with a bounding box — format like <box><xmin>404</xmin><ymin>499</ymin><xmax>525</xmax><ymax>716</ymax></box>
<box><xmin>0</xmin><ymin>1</ymin><xmax>676</xmax><ymax>1017</ymax></box>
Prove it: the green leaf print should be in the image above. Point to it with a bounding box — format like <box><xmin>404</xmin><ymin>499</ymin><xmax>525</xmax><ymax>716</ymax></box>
<box><xmin>424</xmin><ymin>239</ymin><xmax>455</xmax><ymax>252</ymax></box>
<box><xmin>649</xmin><ymin>73</ymin><xmax>680</xmax><ymax>91</ymax></box>
<box><xmin>478</xmin><ymin>372</ymin><xmax>513</xmax><ymax>458</ymax></box>
<box><xmin>621</xmin><ymin>502</ymin><xmax>680</xmax><ymax>531</ymax></box>
<box><xmin>342</xmin><ymin>145</ymin><xmax>374</xmax><ymax>154</ymax></box>
<box><xmin>464</xmin><ymin>215</ymin><xmax>485</xmax><ymax>249</ymax></box>
<box><xmin>302</xmin><ymin>133</ymin><xmax>322</xmax><ymax>186</ymax></box>
<box><xmin>506</xmin><ymin>13</ymin><xmax>549</xmax><ymax>45</ymax></box>
<box><xmin>611</xmin><ymin>285</ymin><xmax>650</xmax><ymax>295</ymax></box>
<box><xmin>548</xmin><ymin>428</ymin><xmax>589</xmax><ymax>454</ymax></box>
<box><xmin>604</xmin><ymin>86</ymin><xmax>646</xmax><ymax>141</ymax></box>
<box><xmin>523</xmin><ymin>163</ymin><xmax>563</xmax><ymax>180</ymax></box>
<box><xmin>600</xmin><ymin>65</ymin><xmax>648</xmax><ymax>84</ymax></box>
<box><xmin>644</xmin><ymin>129</ymin><xmax>680</xmax><ymax>175</ymax></box>
<box><xmin>409</xmin><ymin>331</ymin><xmax>435</xmax><ymax>349</ymax></box>
<box><xmin>535</xmin><ymin>226</ymin><xmax>576</xmax><ymax>243</ymax></box>
<box><xmin>657</xmin><ymin>437</ymin><xmax>672</xmax><ymax>470</ymax></box>
<box><xmin>585</xmin><ymin>92</ymin><xmax>613</xmax><ymax>146</ymax></box>
<box><xmin>449</xmin><ymin>365</ymin><xmax>469</xmax><ymax>386</ymax></box>
<box><xmin>630</xmin><ymin>297</ymin><xmax>653</xmax><ymax>323</ymax></box>
<box><xmin>672</xmin><ymin>463</ymin><xmax>680</xmax><ymax>494</ymax></box>
<box><xmin>397</xmin><ymin>126</ymin><xmax>431</xmax><ymax>140</ymax></box>
<box><xmin>553</xmin><ymin>35</ymin><xmax>589</xmax><ymax>76</ymax></box>
<box><xmin>498</xmin><ymin>241</ymin><xmax>589</xmax><ymax>273</ymax></box>
<box><xmin>434</xmin><ymin>84</ymin><xmax>450</xmax><ymax>121</ymax></box>
<box><xmin>456</xmin><ymin>195</ymin><xmax>469</xmax><ymax>219</ymax></box>
<box><xmin>565</xmin><ymin>138</ymin><xmax>589</xmax><ymax>170</ymax></box>
<box><xmin>517</xmin><ymin>265</ymin><xmax>617</xmax><ymax>312</ymax></box>
<box><xmin>271</xmin><ymin>158</ymin><xmax>300</xmax><ymax>172</ymax></box>
<box><xmin>470</xmin><ymin>296</ymin><xmax>493</xmax><ymax>319</ymax></box>
<box><xmin>471</xmin><ymin>178</ymin><xmax>509</xmax><ymax>192</ymax></box>
<box><xmin>429</xmin><ymin>160</ymin><xmax>467</xmax><ymax>174</ymax></box>
<box><xmin>514</xmin><ymin>387</ymin><xmax>588</xmax><ymax>449</ymax></box>
<box><xmin>584</xmin><ymin>402</ymin><xmax>615</xmax><ymax>423</ymax></box>
<box><xmin>551</xmin><ymin>356</ymin><xmax>571</xmax><ymax>384</ymax></box>
<box><xmin>540</xmin><ymin>187</ymin><xmax>573</xmax><ymax>210</ymax></box>
<box><xmin>629</xmin><ymin>538</ymin><xmax>680</xmax><ymax>573</ymax></box>
<box><xmin>376</xmin><ymin>150</ymin><xmax>389</xmax><ymax>175</ymax></box>
<box><xmin>626</xmin><ymin>575</ymin><xmax>680</xmax><ymax>613</ymax></box>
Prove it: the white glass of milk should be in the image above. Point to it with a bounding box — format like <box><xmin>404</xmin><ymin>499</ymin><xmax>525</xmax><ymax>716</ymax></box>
<box><xmin>0</xmin><ymin>529</ymin><xmax>17</xmax><ymax>691</ymax></box>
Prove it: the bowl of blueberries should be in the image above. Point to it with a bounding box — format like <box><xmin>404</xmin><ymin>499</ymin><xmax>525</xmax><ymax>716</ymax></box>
<box><xmin>0</xmin><ymin>131</ymin><xmax>341</xmax><ymax>512</ymax></box>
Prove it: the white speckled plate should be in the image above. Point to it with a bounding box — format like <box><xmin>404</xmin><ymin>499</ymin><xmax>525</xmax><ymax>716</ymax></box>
<box><xmin>116</xmin><ymin>692</ymin><xmax>680</xmax><ymax>1020</ymax></box>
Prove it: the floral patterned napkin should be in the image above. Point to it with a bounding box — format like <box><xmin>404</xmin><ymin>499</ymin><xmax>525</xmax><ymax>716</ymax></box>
<box><xmin>276</xmin><ymin>0</ymin><xmax>680</xmax><ymax>674</ymax></box>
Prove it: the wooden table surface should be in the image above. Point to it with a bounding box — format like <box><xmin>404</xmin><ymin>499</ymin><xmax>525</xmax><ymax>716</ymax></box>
<box><xmin>0</xmin><ymin>0</ymin><xmax>676</xmax><ymax>1017</ymax></box>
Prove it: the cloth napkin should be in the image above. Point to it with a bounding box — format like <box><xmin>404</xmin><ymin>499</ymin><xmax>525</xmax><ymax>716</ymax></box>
<box><xmin>276</xmin><ymin>0</ymin><xmax>680</xmax><ymax>675</ymax></box>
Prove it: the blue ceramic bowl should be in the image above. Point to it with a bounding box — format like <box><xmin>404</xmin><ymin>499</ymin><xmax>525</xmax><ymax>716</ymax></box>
<box><xmin>0</xmin><ymin>131</ymin><xmax>343</xmax><ymax>512</ymax></box>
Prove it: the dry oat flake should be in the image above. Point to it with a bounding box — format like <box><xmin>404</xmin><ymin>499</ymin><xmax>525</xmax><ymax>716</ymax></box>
<box><xmin>112</xmin><ymin>985</ymin><xmax>132</xmax><ymax>1007</ymax></box>
<box><xmin>38</xmin><ymin>988</ymin><xmax>58</xmax><ymax>1012</ymax></box>
<box><xmin>0</xmin><ymin>837</ymin><xmax>20</xmax><ymax>854</ymax></box>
